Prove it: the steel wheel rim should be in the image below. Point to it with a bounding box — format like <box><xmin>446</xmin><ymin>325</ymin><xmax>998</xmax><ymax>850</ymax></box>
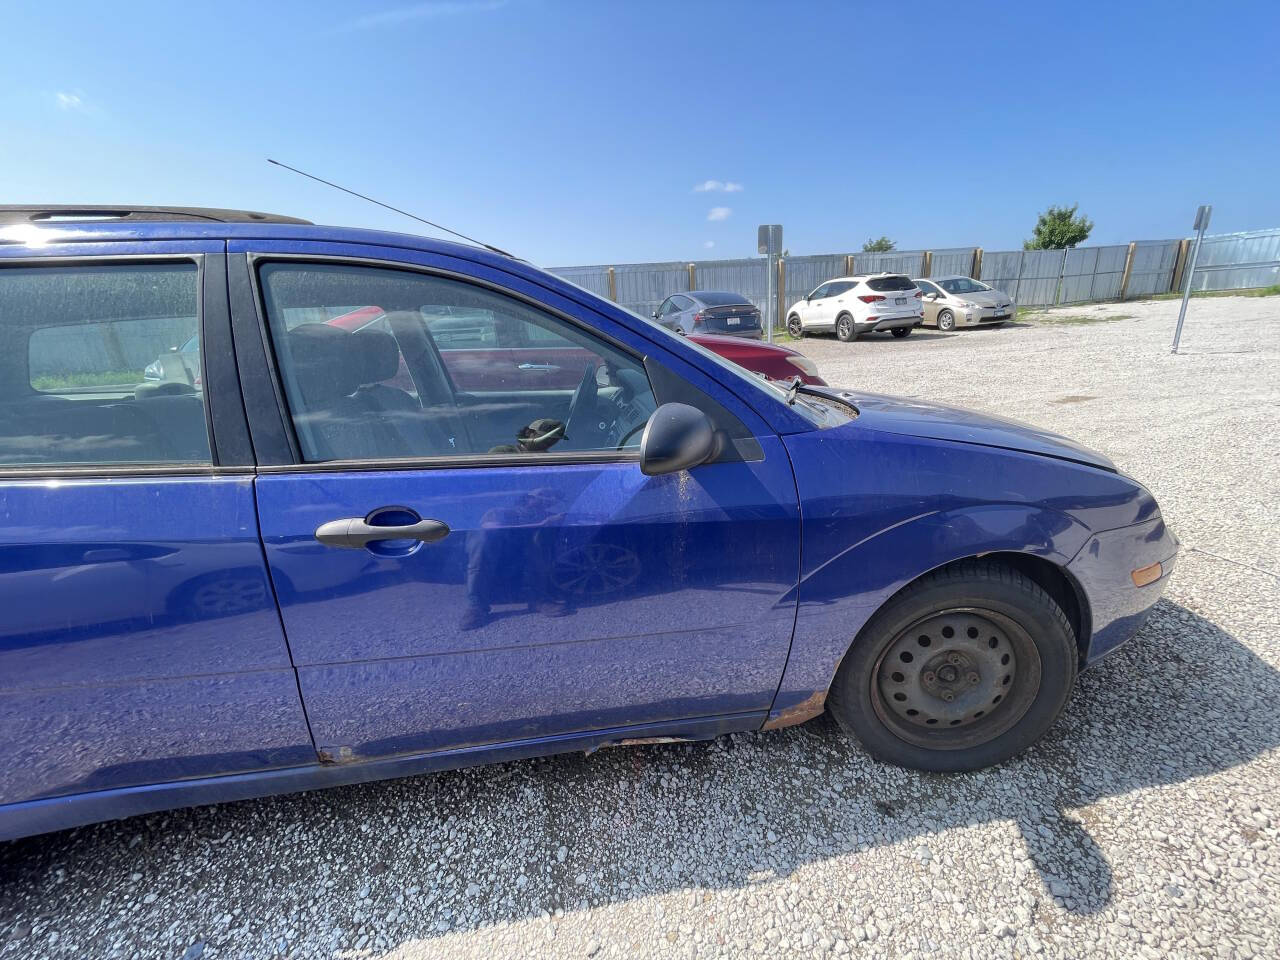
<box><xmin>871</xmin><ymin>607</ymin><xmax>1040</xmax><ymax>750</ymax></box>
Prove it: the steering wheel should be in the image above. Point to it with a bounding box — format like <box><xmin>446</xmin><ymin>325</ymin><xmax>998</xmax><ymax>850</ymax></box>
<box><xmin>561</xmin><ymin>361</ymin><xmax>599</xmax><ymax>450</ymax></box>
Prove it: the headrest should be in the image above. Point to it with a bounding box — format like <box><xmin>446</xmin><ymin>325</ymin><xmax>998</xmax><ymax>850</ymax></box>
<box><xmin>286</xmin><ymin>324</ymin><xmax>359</xmax><ymax>403</ymax></box>
<box><xmin>351</xmin><ymin>329</ymin><xmax>401</xmax><ymax>385</ymax></box>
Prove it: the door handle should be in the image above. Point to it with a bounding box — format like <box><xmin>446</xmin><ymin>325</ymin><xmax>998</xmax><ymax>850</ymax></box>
<box><xmin>517</xmin><ymin>362</ymin><xmax>560</xmax><ymax>372</ymax></box>
<box><xmin>315</xmin><ymin>517</ymin><xmax>451</xmax><ymax>549</ymax></box>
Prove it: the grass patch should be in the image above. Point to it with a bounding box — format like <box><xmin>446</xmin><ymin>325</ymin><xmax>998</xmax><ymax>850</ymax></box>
<box><xmin>31</xmin><ymin>370</ymin><xmax>144</xmax><ymax>390</ymax></box>
<box><xmin>1150</xmin><ymin>284</ymin><xmax>1280</xmax><ymax>301</ymax></box>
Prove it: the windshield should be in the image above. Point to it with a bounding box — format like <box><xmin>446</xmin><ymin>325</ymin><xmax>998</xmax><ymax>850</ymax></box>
<box><xmin>938</xmin><ymin>277</ymin><xmax>992</xmax><ymax>295</ymax></box>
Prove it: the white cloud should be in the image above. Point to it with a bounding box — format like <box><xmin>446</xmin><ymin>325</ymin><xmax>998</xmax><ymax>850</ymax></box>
<box><xmin>55</xmin><ymin>92</ymin><xmax>83</xmax><ymax>110</ymax></box>
<box><xmin>341</xmin><ymin>0</ymin><xmax>506</xmax><ymax>31</ymax></box>
<box><xmin>694</xmin><ymin>180</ymin><xmax>744</xmax><ymax>193</ymax></box>
<box><xmin>703</xmin><ymin>240</ymin><xmax>715</xmax><ymax>248</ymax></box>
<box><xmin>707</xmin><ymin>207</ymin><xmax>732</xmax><ymax>222</ymax></box>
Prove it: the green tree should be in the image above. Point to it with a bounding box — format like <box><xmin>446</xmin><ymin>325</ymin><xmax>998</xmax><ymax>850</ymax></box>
<box><xmin>862</xmin><ymin>236</ymin><xmax>896</xmax><ymax>253</ymax></box>
<box><xmin>1024</xmin><ymin>204</ymin><xmax>1093</xmax><ymax>250</ymax></box>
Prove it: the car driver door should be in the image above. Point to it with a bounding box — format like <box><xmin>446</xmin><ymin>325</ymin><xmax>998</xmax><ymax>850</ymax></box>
<box><xmin>230</xmin><ymin>242</ymin><xmax>801</xmax><ymax>763</ymax></box>
<box><xmin>806</xmin><ymin>282</ymin><xmax>835</xmax><ymax>329</ymax></box>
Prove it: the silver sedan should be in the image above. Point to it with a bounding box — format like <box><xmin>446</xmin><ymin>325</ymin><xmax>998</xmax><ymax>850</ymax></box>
<box><xmin>913</xmin><ymin>276</ymin><xmax>1015</xmax><ymax>331</ymax></box>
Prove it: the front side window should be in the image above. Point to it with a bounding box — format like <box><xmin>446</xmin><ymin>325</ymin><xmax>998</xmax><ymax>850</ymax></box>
<box><xmin>809</xmin><ymin>283</ymin><xmax>831</xmax><ymax>300</ymax></box>
<box><xmin>0</xmin><ymin>262</ymin><xmax>211</xmax><ymax>466</ymax></box>
<box><xmin>258</xmin><ymin>261</ymin><xmax>659</xmax><ymax>463</ymax></box>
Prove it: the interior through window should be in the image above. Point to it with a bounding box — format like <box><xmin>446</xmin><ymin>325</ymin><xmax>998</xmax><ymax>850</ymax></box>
<box><xmin>0</xmin><ymin>262</ymin><xmax>210</xmax><ymax>466</ymax></box>
<box><xmin>257</xmin><ymin>262</ymin><xmax>659</xmax><ymax>462</ymax></box>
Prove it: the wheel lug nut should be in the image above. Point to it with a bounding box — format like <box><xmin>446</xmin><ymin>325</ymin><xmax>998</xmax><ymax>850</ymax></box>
<box><xmin>968</xmin><ymin>673</ymin><xmax>980</xmax><ymax>685</ymax></box>
<box><xmin>948</xmin><ymin>653</ymin><xmax>962</xmax><ymax>665</ymax></box>
<box><xmin>923</xmin><ymin>672</ymin><xmax>936</xmax><ymax>684</ymax></box>
<box><xmin>942</xmin><ymin>693</ymin><xmax>954</xmax><ymax>702</ymax></box>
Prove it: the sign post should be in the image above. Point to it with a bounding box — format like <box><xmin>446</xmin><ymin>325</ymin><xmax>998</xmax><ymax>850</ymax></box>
<box><xmin>758</xmin><ymin>225</ymin><xmax>783</xmax><ymax>342</ymax></box>
<box><xmin>1171</xmin><ymin>204</ymin><xmax>1211</xmax><ymax>354</ymax></box>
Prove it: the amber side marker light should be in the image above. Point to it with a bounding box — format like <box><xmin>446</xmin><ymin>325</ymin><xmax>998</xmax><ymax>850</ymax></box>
<box><xmin>1131</xmin><ymin>562</ymin><xmax>1163</xmax><ymax>587</ymax></box>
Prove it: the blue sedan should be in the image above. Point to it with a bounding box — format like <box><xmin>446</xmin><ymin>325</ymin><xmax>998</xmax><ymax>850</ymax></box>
<box><xmin>0</xmin><ymin>206</ymin><xmax>1177</xmax><ymax>842</ymax></box>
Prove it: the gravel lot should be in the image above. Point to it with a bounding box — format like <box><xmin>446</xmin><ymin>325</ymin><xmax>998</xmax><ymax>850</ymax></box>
<box><xmin>3</xmin><ymin>294</ymin><xmax>1278</xmax><ymax>960</ymax></box>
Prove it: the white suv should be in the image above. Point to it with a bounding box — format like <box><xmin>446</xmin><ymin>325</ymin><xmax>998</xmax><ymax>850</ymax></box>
<box><xmin>786</xmin><ymin>274</ymin><xmax>923</xmax><ymax>342</ymax></box>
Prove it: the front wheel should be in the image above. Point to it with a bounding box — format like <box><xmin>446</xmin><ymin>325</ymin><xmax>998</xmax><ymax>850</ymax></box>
<box><xmin>937</xmin><ymin>310</ymin><xmax>956</xmax><ymax>332</ymax></box>
<box><xmin>890</xmin><ymin>327</ymin><xmax>912</xmax><ymax>339</ymax></box>
<box><xmin>827</xmin><ymin>561</ymin><xmax>1077</xmax><ymax>772</ymax></box>
<box><xmin>835</xmin><ymin>313</ymin><xmax>856</xmax><ymax>342</ymax></box>
<box><xmin>787</xmin><ymin>314</ymin><xmax>804</xmax><ymax>338</ymax></box>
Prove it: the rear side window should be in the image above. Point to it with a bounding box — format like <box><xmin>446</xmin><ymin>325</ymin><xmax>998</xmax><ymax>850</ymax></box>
<box><xmin>865</xmin><ymin>275</ymin><xmax>914</xmax><ymax>292</ymax></box>
<box><xmin>0</xmin><ymin>262</ymin><xmax>211</xmax><ymax>466</ymax></box>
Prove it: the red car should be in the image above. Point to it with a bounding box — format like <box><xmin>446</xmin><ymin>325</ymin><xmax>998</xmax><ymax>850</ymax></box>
<box><xmin>688</xmin><ymin>333</ymin><xmax>826</xmax><ymax>386</ymax></box>
<box><xmin>327</xmin><ymin>307</ymin><xmax>826</xmax><ymax>391</ymax></box>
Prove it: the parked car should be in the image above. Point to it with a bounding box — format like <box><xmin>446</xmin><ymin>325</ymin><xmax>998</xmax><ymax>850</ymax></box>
<box><xmin>0</xmin><ymin>205</ymin><xmax>1176</xmax><ymax>841</ymax></box>
<box><xmin>687</xmin><ymin>333</ymin><xmax>826</xmax><ymax>386</ymax></box>
<box><xmin>143</xmin><ymin>333</ymin><xmax>201</xmax><ymax>386</ymax></box>
<box><xmin>652</xmin><ymin>291</ymin><xmax>762</xmax><ymax>339</ymax></box>
<box><xmin>913</xmin><ymin>276</ymin><xmax>1015</xmax><ymax>331</ymax></box>
<box><xmin>786</xmin><ymin>274</ymin><xmax>923</xmax><ymax>341</ymax></box>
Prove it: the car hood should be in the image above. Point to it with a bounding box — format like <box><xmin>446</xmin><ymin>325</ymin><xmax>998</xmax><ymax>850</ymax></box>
<box><xmin>956</xmin><ymin>290</ymin><xmax>1012</xmax><ymax>307</ymax></box>
<box><xmin>815</xmin><ymin>389</ymin><xmax>1116</xmax><ymax>471</ymax></box>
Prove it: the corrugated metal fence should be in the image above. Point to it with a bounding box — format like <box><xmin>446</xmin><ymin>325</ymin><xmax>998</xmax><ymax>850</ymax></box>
<box><xmin>549</xmin><ymin>229</ymin><xmax>1280</xmax><ymax>324</ymax></box>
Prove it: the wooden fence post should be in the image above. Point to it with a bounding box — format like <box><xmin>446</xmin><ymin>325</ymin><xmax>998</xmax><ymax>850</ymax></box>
<box><xmin>1170</xmin><ymin>238</ymin><xmax>1191</xmax><ymax>295</ymax></box>
<box><xmin>1118</xmin><ymin>242</ymin><xmax>1137</xmax><ymax>300</ymax></box>
<box><xmin>921</xmin><ymin>250</ymin><xmax>933</xmax><ymax>278</ymax></box>
<box><xmin>607</xmin><ymin>267</ymin><xmax>617</xmax><ymax>301</ymax></box>
<box><xmin>844</xmin><ymin>254</ymin><xmax>855</xmax><ymax>276</ymax></box>
<box><xmin>972</xmin><ymin>247</ymin><xmax>983</xmax><ymax>280</ymax></box>
<box><xmin>687</xmin><ymin>263</ymin><xmax>696</xmax><ymax>290</ymax></box>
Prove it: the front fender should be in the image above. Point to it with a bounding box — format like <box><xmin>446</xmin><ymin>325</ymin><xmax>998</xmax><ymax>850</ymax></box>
<box><xmin>765</xmin><ymin>503</ymin><xmax>1092</xmax><ymax>727</ymax></box>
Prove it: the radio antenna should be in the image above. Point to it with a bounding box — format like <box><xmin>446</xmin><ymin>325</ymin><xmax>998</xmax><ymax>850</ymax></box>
<box><xmin>267</xmin><ymin>158</ymin><xmax>515</xmax><ymax>258</ymax></box>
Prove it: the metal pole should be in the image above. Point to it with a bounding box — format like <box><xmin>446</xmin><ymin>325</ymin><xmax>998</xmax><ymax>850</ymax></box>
<box><xmin>765</xmin><ymin>253</ymin><xmax>775</xmax><ymax>343</ymax></box>
<box><xmin>1171</xmin><ymin>226</ymin><xmax>1206</xmax><ymax>354</ymax></box>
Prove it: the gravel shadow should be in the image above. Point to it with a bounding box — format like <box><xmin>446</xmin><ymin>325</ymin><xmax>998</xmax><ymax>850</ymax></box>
<box><xmin>1</xmin><ymin>598</ymin><xmax>1275</xmax><ymax>955</ymax></box>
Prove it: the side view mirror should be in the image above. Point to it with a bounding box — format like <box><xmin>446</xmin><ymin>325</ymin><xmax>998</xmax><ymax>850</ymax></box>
<box><xmin>927</xmin><ymin>292</ymin><xmax>939</xmax><ymax>300</ymax></box>
<box><xmin>639</xmin><ymin>402</ymin><xmax>718</xmax><ymax>476</ymax></box>
<box><xmin>651</xmin><ymin>310</ymin><xmax>659</xmax><ymax>319</ymax></box>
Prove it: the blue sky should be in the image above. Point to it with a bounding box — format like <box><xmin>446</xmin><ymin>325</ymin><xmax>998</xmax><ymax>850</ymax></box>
<box><xmin>2</xmin><ymin>0</ymin><xmax>1277</xmax><ymax>265</ymax></box>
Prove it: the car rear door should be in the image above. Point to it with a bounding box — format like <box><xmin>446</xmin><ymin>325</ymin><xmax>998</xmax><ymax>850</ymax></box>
<box><xmin>0</xmin><ymin>240</ymin><xmax>314</xmax><ymax>809</ymax></box>
<box><xmin>228</xmin><ymin>240</ymin><xmax>801</xmax><ymax>763</ymax></box>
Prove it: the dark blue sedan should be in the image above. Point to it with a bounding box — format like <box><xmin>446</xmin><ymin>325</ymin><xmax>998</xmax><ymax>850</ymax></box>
<box><xmin>0</xmin><ymin>206</ymin><xmax>1177</xmax><ymax>842</ymax></box>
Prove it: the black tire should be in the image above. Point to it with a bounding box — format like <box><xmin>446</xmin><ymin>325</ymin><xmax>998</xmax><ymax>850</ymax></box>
<box><xmin>827</xmin><ymin>560</ymin><xmax>1077</xmax><ymax>772</ymax></box>
<box><xmin>835</xmin><ymin>313</ymin><xmax>856</xmax><ymax>342</ymax></box>
<box><xmin>937</xmin><ymin>310</ymin><xmax>956</xmax><ymax>332</ymax></box>
<box><xmin>787</xmin><ymin>314</ymin><xmax>804</xmax><ymax>338</ymax></box>
<box><xmin>890</xmin><ymin>327</ymin><xmax>911</xmax><ymax>339</ymax></box>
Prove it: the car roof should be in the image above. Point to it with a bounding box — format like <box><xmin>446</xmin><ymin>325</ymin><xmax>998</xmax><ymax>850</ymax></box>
<box><xmin>0</xmin><ymin>213</ymin><xmax>520</xmax><ymax>269</ymax></box>
<box><xmin>0</xmin><ymin>205</ymin><xmax>312</xmax><ymax>225</ymax></box>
